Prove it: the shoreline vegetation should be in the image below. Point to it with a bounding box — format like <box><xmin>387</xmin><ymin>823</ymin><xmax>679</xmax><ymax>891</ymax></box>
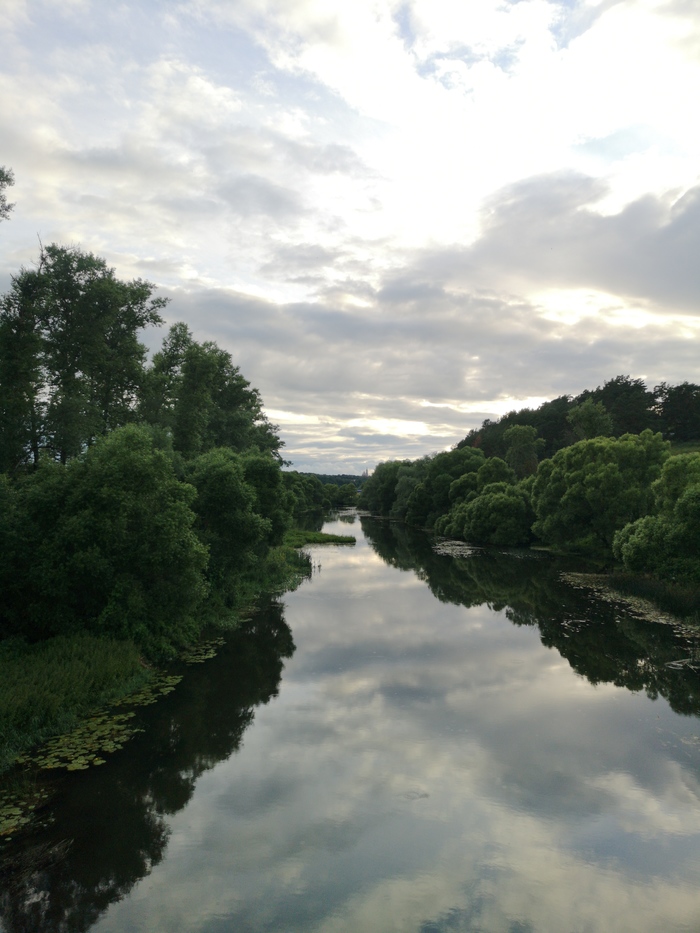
<box><xmin>0</xmin><ymin>543</ymin><xmax>312</xmax><ymax>779</ymax></box>
<box><xmin>0</xmin><ymin>242</ymin><xmax>362</xmax><ymax>785</ymax></box>
<box><xmin>359</xmin><ymin>376</ymin><xmax>700</xmax><ymax>625</ymax></box>
<box><xmin>284</xmin><ymin>529</ymin><xmax>356</xmax><ymax>547</ymax></box>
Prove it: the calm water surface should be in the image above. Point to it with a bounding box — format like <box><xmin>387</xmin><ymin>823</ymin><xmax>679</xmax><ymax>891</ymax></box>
<box><xmin>3</xmin><ymin>514</ymin><xmax>700</xmax><ymax>932</ymax></box>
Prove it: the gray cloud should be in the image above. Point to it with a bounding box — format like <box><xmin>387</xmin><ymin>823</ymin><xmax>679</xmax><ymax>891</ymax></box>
<box><xmin>217</xmin><ymin>173</ymin><xmax>302</xmax><ymax>219</ymax></box>
<box><xmin>428</xmin><ymin>172</ymin><xmax>700</xmax><ymax>313</ymax></box>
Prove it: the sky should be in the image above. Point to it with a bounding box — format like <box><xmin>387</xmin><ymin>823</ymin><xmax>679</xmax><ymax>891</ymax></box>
<box><xmin>1</xmin><ymin>0</ymin><xmax>699</xmax><ymax>473</ymax></box>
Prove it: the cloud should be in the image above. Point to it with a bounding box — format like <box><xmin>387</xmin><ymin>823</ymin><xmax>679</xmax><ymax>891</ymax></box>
<box><xmin>420</xmin><ymin>173</ymin><xmax>700</xmax><ymax>313</ymax></box>
<box><xmin>1</xmin><ymin>0</ymin><xmax>699</xmax><ymax>471</ymax></box>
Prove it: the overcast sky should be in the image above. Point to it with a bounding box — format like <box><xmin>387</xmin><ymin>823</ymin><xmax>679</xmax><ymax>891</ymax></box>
<box><xmin>2</xmin><ymin>0</ymin><xmax>699</xmax><ymax>472</ymax></box>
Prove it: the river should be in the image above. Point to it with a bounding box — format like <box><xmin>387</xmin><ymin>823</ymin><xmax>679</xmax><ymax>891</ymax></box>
<box><xmin>2</xmin><ymin>513</ymin><xmax>700</xmax><ymax>932</ymax></box>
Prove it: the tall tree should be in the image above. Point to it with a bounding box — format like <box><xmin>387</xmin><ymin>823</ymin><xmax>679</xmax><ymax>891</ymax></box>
<box><xmin>0</xmin><ymin>245</ymin><xmax>166</xmax><ymax>465</ymax></box>
<box><xmin>655</xmin><ymin>382</ymin><xmax>700</xmax><ymax>442</ymax></box>
<box><xmin>142</xmin><ymin>324</ymin><xmax>284</xmax><ymax>461</ymax></box>
<box><xmin>583</xmin><ymin>375</ymin><xmax>657</xmax><ymax>436</ymax></box>
<box><xmin>504</xmin><ymin>424</ymin><xmax>542</xmax><ymax>477</ymax></box>
<box><xmin>567</xmin><ymin>399</ymin><xmax>613</xmax><ymax>440</ymax></box>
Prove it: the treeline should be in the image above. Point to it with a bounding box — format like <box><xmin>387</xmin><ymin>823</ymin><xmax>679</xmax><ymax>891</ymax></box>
<box><xmin>301</xmin><ymin>473</ymin><xmax>367</xmax><ymax>488</ymax></box>
<box><xmin>0</xmin><ymin>244</ymin><xmax>312</xmax><ymax>658</ymax></box>
<box><xmin>457</xmin><ymin>375</ymin><xmax>700</xmax><ymax>459</ymax></box>
<box><xmin>359</xmin><ymin>376</ymin><xmax>700</xmax><ymax>591</ymax></box>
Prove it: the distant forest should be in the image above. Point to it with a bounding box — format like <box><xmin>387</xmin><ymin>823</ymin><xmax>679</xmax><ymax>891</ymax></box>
<box><xmin>458</xmin><ymin>375</ymin><xmax>700</xmax><ymax>459</ymax></box>
<box><xmin>359</xmin><ymin>375</ymin><xmax>700</xmax><ymax>595</ymax></box>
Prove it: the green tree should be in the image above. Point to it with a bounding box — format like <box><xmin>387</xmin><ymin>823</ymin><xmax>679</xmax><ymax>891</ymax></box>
<box><xmin>504</xmin><ymin>424</ymin><xmax>542</xmax><ymax>478</ymax></box>
<box><xmin>613</xmin><ymin>453</ymin><xmax>700</xmax><ymax>585</ymax></box>
<box><xmin>655</xmin><ymin>382</ymin><xmax>700</xmax><ymax>442</ymax></box>
<box><xmin>532</xmin><ymin>431</ymin><xmax>669</xmax><ymax>556</ymax></box>
<box><xmin>584</xmin><ymin>375</ymin><xmax>656</xmax><ymax>436</ymax></box>
<box><xmin>0</xmin><ymin>244</ymin><xmax>166</xmax><ymax>465</ymax></box>
<box><xmin>0</xmin><ymin>166</ymin><xmax>14</xmax><ymax>221</ymax></box>
<box><xmin>0</xmin><ymin>278</ymin><xmax>43</xmax><ymax>472</ymax></box>
<box><xmin>358</xmin><ymin>460</ymin><xmax>404</xmax><ymax>514</ymax></box>
<box><xmin>477</xmin><ymin>456</ymin><xmax>515</xmax><ymax>490</ymax></box>
<box><xmin>142</xmin><ymin>324</ymin><xmax>283</xmax><ymax>461</ymax></box>
<box><xmin>185</xmin><ymin>448</ymin><xmax>270</xmax><ymax>612</ymax></box>
<box><xmin>1</xmin><ymin>425</ymin><xmax>209</xmax><ymax>656</ymax></box>
<box><xmin>461</xmin><ymin>482</ymin><xmax>534</xmax><ymax>547</ymax></box>
<box><xmin>567</xmin><ymin>399</ymin><xmax>613</xmax><ymax>440</ymax></box>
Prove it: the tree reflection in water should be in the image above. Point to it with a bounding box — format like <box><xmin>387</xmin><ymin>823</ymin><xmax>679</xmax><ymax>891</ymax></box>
<box><xmin>3</xmin><ymin>520</ymin><xmax>700</xmax><ymax>933</ymax></box>
<box><xmin>0</xmin><ymin>601</ymin><xmax>296</xmax><ymax>933</ymax></box>
<box><xmin>360</xmin><ymin>517</ymin><xmax>700</xmax><ymax>717</ymax></box>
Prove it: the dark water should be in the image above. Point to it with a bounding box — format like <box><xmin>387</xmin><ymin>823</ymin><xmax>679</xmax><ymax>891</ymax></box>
<box><xmin>3</xmin><ymin>514</ymin><xmax>700</xmax><ymax>932</ymax></box>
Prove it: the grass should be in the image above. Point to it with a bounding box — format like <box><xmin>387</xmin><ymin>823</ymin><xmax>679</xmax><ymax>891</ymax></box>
<box><xmin>0</xmin><ymin>634</ymin><xmax>151</xmax><ymax>774</ymax></box>
<box><xmin>284</xmin><ymin>529</ymin><xmax>356</xmax><ymax>547</ymax></box>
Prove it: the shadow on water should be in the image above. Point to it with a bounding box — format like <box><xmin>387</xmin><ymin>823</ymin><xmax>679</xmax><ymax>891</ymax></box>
<box><xmin>360</xmin><ymin>516</ymin><xmax>700</xmax><ymax>718</ymax></box>
<box><xmin>0</xmin><ymin>601</ymin><xmax>295</xmax><ymax>933</ymax></box>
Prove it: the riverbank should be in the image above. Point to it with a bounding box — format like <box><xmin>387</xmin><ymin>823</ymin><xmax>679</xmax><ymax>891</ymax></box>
<box><xmin>0</xmin><ymin>544</ymin><xmax>312</xmax><ymax>777</ymax></box>
<box><xmin>562</xmin><ymin>571</ymin><xmax>700</xmax><ymax>632</ymax></box>
<box><xmin>0</xmin><ymin>634</ymin><xmax>151</xmax><ymax>775</ymax></box>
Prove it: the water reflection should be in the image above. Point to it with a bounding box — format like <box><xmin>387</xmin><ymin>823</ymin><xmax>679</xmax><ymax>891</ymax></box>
<box><xmin>0</xmin><ymin>603</ymin><xmax>295</xmax><ymax>933</ymax></box>
<box><xmin>361</xmin><ymin>517</ymin><xmax>700</xmax><ymax>717</ymax></box>
<box><xmin>3</xmin><ymin>518</ymin><xmax>700</xmax><ymax>933</ymax></box>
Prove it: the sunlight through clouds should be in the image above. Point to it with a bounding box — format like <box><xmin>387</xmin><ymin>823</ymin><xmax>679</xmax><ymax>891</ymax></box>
<box><xmin>1</xmin><ymin>0</ymin><xmax>699</xmax><ymax>470</ymax></box>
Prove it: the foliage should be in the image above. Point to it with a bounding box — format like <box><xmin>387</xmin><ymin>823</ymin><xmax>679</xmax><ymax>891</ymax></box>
<box><xmin>532</xmin><ymin>430</ymin><xmax>670</xmax><ymax>556</ymax></box>
<box><xmin>185</xmin><ymin>447</ymin><xmax>269</xmax><ymax>614</ymax></box>
<box><xmin>457</xmin><ymin>375</ymin><xmax>700</xmax><ymax>459</ymax></box>
<box><xmin>283</xmin><ymin>471</ymin><xmax>331</xmax><ymax>517</ymax></box>
<box><xmin>0</xmin><ymin>634</ymin><xmax>148</xmax><ymax>773</ymax></box>
<box><xmin>0</xmin><ymin>244</ymin><xmax>166</xmax><ymax>469</ymax></box>
<box><xmin>0</xmin><ymin>166</ymin><xmax>13</xmax><ymax>221</ymax></box>
<box><xmin>300</xmin><ymin>472</ymin><xmax>367</xmax><ymax>488</ymax></box>
<box><xmin>655</xmin><ymin>382</ymin><xmax>700</xmax><ymax>442</ymax></box>
<box><xmin>358</xmin><ymin>460</ymin><xmax>406</xmax><ymax>514</ymax></box>
<box><xmin>503</xmin><ymin>424</ymin><xmax>542</xmax><ymax>477</ymax></box>
<box><xmin>284</xmin><ymin>530</ymin><xmax>356</xmax><ymax>546</ymax></box>
<box><xmin>141</xmin><ymin>323</ymin><xmax>283</xmax><ymax>461</ymax></box>
<box><xmin>567</xmin><ymin>399</ymin><xmax>613</xmax><ymax>440</ymax></box>
<box><xmin>403</xmin><ymin>447</ymin><xmax>486</xmax><ymax>528</ymax></box>
<box><xmin>1</xmin><ymin>425</ymin><xmax>209</xmax><ymax>656</ymax></box>
<box><xmin>613</xmin><ymin>453</ymin><xmax>700</xmax><ymax>586</ymax></box>
<box><xmin>581</xmin><ymin>375</ymin><xmax>656</xmax><ymax>436</ymax></box>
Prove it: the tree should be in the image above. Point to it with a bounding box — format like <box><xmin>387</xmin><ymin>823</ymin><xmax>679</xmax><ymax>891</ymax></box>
<box><xmin>614</xmin><ymin>453</ymin><xmax>700</xmax><ymax>585</ymax></box>
<box><xmin>655</xmin><ymin>382</ymin><xmax>700</xmax><ymax>442</ymax></box>
<box><xmin>141</xmin><ymin>324</ymin><xmax>284</xmax><ymax>461</ymax></box>
<box><xmin>0</xmin><ymin>166</ymin><xmax>14</xmax><ymax>221</ymax></box>
<box><xmin>583</xmin><ymin>375</ymin><xmax>656</xmax><ymax>436</ymax></box>
<box><xmin>461</xmin><ymin>482</ymin><xmax>534</xmax><ymax>547</ymax></box>
<box><xmin>0</xmin><ymin>279</ymin><xmax>43</xmax><ymax>471</ymax></box>
<box><xmin>532</xmin><ymin>430</ymin><xmax>669</xmax><ymax>556</ymax></box>
<box><xmin>503</xmin><ymin>424</ymin><xmax>543</xmax><ymax>477</ymax></box>
<box><xmin>0</xmin><ymin>244</ymin><xmax>166</xmax><ymax>465</ymax></box>
<box><xmin>358</xmin><ymin>460</ymin><xmax>404</xmax><ymax>514</ymax></box>
<box><xmin>567</xmin><ymin>399</ymin><xmax>613</xmax><ymax>440</ymax></box>
<box><xmin>185</xmin><ymin>448</ymin><xmax>270</xmax><ymax>613</ymax></box>
<box><xmin>478</xmin><ymin>456</ymin><xmax>515</xmax><ymax>490</ymax></box>
<box><xmin>1</xmin><ymin>425</ymin><xmax>209</xmax><ymax>656</ymax></box>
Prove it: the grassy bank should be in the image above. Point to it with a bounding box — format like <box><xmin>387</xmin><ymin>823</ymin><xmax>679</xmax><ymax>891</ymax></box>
<box><xmin>0</xmin><ymin>545</ymin><xmax>313</xmax><ymax>776</ymax></box>
<box><xmin>0</xmin><ymin>635</ymin><xmax>151</xmax><ymax>774</ymax></box>
<box><xmin>284</xmin><ymin>530</ymin><xmax>356</xmax><ymax>547</ymax></box>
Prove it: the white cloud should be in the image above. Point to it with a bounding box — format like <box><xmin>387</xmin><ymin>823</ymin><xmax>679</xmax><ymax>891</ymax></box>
<box><xmin>1</xmin><ymin>0</ymin><xmax>699</xmax><ymax>470</ymax></box>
